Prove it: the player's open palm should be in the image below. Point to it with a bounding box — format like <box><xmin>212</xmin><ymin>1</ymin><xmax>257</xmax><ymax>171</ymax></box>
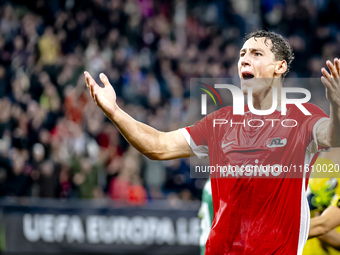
<box><xmin>84</xmin><ymin>72</ymin><xmax>117</xmax><ymax>118</ymax></box>
<box><xmin>321</xmin><ymin>58</ymin><xmax>340</xmax><ymax>106</ymax></box>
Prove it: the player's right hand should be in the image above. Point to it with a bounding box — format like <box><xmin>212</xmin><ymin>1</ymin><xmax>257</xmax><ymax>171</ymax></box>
<box><xmin>84</xmin><ymin>71</ymin><xmax>117</xmax><ymax>118</ymax></box>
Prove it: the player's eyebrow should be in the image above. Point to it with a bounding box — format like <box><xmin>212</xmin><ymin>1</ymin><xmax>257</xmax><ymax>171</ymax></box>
<box><xmin>240</xmin><ymin>48</ymin><xmax>265</xmax><ymax>54</ymax></box>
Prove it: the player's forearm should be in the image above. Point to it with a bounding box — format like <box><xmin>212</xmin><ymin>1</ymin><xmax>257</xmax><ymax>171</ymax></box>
<box><xmin>309</xmin><ymin>216</ymin><xmax>328</xmax><ymax>238</ymax></box>
<box><xmin>108</xmin><ymin>106</ymin><xmax>162</xmax><ymax>159</ymax></box>
<box><xmin>309</xmin><ymin>206</ymin><xmax>340</xmax><ymax>238</ymax></box>
<box><xmin>107</xmin><ymin>106</ymin><xmax>166</xmax><ymax>159</ymax></box>
<box><xmin>327</xmin><ymin>104</ymin><xmax>340</xmax><ymax>147</ymax></box>
<box><xmin>318</xmin><ymin>229</ymin><xmax>340</xmax><ymax>250</ymax></box>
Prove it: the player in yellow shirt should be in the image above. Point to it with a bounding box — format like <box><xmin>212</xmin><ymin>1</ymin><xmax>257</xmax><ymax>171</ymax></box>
<box><xmin>304</xmin><ymin>149</ymin><xmax>340</xmax><ymax>254</ymax></box>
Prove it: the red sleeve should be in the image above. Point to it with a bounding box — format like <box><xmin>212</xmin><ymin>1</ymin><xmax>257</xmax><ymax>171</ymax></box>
<box><xmin>179</xmin><ymin>107</ymin><xmax>231</xmax><ymax>159</ymax></box>
<box><xmin>179</xmin><ymin>115</ymin><xmax>209</xmax><ymax>159</ymax></box>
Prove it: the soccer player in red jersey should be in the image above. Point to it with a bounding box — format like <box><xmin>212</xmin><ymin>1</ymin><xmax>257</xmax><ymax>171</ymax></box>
<box><xmin>85</xmin><ymin>30</ymin><xmax>340</xmax><ymax>254</ymax></box>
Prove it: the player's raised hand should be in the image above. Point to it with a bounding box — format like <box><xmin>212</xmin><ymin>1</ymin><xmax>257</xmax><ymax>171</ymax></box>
<box><xmin>321</xmin><ymin>58</ymin><xmax>340</xmax><ymax>106</ymax></box>
<box><xmin>84</xmin><ymin>71</ymin><xmax>117</xmax><ymax>118</ymax></box>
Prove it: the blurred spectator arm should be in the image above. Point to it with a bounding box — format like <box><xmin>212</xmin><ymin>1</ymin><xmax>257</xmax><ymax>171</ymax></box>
<box><xmin>318</xmin><ymin>229</ymin><xmax>340</xmax><ymax>250</ymax></box>
<box><xmin>309</xmin><ymin>205</ymin><xmax>340</xmax><ymax>238</ymax></box>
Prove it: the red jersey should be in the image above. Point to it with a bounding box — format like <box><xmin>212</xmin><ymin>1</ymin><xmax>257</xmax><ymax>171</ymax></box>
<box><xmin>180</xmin><ymin>103</ymin><xmax>329</xmax><ymax>255</ymax></box>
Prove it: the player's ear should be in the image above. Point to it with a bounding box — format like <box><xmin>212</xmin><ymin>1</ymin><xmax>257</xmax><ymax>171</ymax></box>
<box><xmin>274</xmin><ymin>60</ymin><xmax>287</xmax><ymax>77</ymax></box>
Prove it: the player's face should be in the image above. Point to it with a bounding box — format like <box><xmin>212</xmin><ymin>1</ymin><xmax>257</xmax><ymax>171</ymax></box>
<box><xmin>238</xmin><ymin>37</ymin><xmax>280</xmax><ymax>95</ymax></box>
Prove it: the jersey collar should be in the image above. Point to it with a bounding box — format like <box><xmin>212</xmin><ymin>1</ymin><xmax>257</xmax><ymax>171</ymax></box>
<box><xmin>244</xmin><ymin>104</ymin><xmax>284</xmax><ymax>114</ymax></box>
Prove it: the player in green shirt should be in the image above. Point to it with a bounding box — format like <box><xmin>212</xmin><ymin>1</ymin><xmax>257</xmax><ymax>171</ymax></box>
<box><xmin>198</xmin><ymin>179</ymin><xmax>214</xmax><ymax>255</ymax></box>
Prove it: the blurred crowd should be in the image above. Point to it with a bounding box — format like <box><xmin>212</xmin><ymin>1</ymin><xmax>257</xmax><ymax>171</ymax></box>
<box><xmin>0</xmin><ymin>0</ymin><xmax>339</xmax><ymax>203</ymax></box>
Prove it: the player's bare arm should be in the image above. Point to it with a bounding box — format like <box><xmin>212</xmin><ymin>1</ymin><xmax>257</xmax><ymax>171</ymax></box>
<box><xmin>316</xmin><ymin>58</ymin><xmax>340</xmax><ymax>148</ymax></box>
<box><xmin>84</xmin><ymin>71</ymin><xmax>194</xmax><ymax>160</ymax></box>
<box><xmin>309</xmin><ymin>205</ymin><xmax>340</xmax><ymax>238</ymax></box>
<box><xmin>318</xmin><ymin>229</ymin><xmax>340</xmax><ymax>250</ymax></box>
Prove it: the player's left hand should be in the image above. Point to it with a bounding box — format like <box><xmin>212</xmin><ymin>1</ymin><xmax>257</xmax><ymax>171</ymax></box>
<box><xmin>321</xmin><ymin>58</ymin><xmax>340</xmax><ymax>106</ymax></box>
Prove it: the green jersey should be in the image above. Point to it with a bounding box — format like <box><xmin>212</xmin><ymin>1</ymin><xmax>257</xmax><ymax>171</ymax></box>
<box><xmin>199</xmin><ymin>179</ymin><xmax>213</xmax><ymax>255</ymax></box>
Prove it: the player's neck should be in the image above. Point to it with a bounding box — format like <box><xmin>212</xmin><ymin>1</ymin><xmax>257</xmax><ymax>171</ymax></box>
<box><xmin>251</xmin><ymin>85</ymin><xmax>281</xmax><ymax>111</ymax></box>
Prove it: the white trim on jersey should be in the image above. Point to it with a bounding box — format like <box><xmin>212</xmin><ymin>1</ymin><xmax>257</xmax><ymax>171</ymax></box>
<box><xmin>312</xmin><ymin>117</ymin><xmax>332</xmax><ymax>153</ymax></box>
<box><xmin>179</xmin><ymin>128</ymin><xmax>209</xmax><ymax>159</ymax></box>
<box><xmin>297</xmin><ymin>141</ymin><xmax>314</xmax><ymax>255</ymax></box>
<box><xmin>298</xmin><ymin>176</ymin><xmax>310</xmax><ymax>255</ymax></box>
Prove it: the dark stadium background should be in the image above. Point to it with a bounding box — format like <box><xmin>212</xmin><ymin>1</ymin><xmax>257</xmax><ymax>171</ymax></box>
<box><xmin>0</xmin><ymin>0</ymin><xmax>339</xmax><ymax>254</ymax></box>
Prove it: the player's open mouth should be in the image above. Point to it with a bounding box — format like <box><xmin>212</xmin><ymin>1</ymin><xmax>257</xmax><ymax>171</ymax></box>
<box><xmin>242</xmin><ymin>72</ymin><xmax>255</xmax><ymax>80</ymax></box>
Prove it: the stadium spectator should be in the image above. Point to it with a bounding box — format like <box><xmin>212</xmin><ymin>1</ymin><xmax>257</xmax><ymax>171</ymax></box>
<box><xmin>0</xmin><ymin>0</ymin><xmax>339</xmax><ymax>203</ymax></box>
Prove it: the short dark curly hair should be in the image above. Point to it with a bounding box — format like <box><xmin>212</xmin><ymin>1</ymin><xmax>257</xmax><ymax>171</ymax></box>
<box><xmin>244</xmin><ymin>30</ymin><xmax>294</xmax><ymax>78</ymax></box>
